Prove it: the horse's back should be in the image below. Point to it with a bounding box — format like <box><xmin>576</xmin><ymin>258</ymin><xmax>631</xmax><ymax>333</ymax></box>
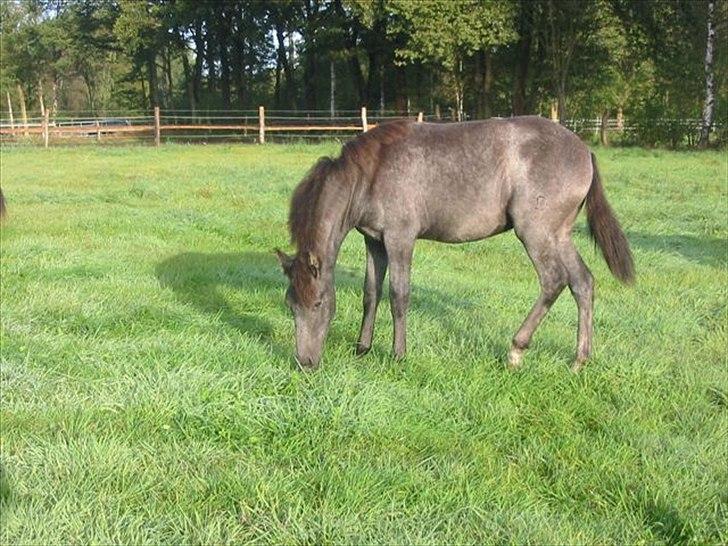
<box><xmin>362</xmin><ymin>117</ymin><xmax>592</xmax><ymax>243</ymax></box>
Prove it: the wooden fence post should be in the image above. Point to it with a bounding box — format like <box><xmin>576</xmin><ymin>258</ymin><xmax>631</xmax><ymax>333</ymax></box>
<box><xmin>42</xmin><ymin>109</ymin><xmax>49</xmax><ymax>148</ymax></box>
<box><xmin>154</xmin><ymin>106</ymin><xmax>161</xmax><ymax>147</ymax></box>
<box><xmin>259</xmin><ymin>106</ymin><xmax>265</xmax><ymax>144</ymax></box>
<box><xmin>6</xmin><ymin>91</ymin><xmax>14</xmax><ymax>129</ymax></box>
<box><xmin>361</xmin><ymin>106</ymin><xmax>368</xmax><ymax>132</ymax></box>
<box><xmin>96</xmin><ymin>119</ymin><xmax>101</xmax><ymax>142</ymax></box>
<box><xmin>417</xmin><ymin>112</ymin><xmax>423</xmax><ymax>123</ymax></box>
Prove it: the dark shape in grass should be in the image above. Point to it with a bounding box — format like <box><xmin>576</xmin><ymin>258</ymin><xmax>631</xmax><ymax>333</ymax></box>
<box><xmin>629</xmin><ymin>232</ymin><xmax>727</xmax><ymax>268</ymax></box>
<box><xmin>156</xmin><ymin>250</ymin><xmax>514</xmax><ymax>368</ymax></box>
<box><xmin>638</xmin><ymin>493</ymin><xmax>693</xmax><ymax>544</ymax></box>
<box><xmin>707</xmin><ymin>386</ymin><xmax>728</xmax><ymax>410</ymax></box>
<box><xmin>156</xmin><ymin>251</ymin><xmax>281</xmax><ymax>340</ymax></box>
<box><xmin>0</xmin><ymin>461</ymin><xmax>11</xmax><ymax>521</ymax></box>
<box><xmin>573</xmin><ymin>226</ymin><xmax>727</xmax><ymax>268</ymax></box>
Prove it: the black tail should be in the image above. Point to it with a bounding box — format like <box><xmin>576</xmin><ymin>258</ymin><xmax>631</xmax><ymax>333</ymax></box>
<box><xmin>0</xmin><ymin>188</ymin><xmax>5</xmax><ymax>219</ymax></box>
<box><xmin>586</xmin><ymin>153</ymin><xmax>635</xmax><ymax>284</ymax></box>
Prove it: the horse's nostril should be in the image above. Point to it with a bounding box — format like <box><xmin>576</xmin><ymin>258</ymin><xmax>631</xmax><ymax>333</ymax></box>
<box><xmin>294</xmin><ymin>354</ymin><xmax>317</xmax><ymax>370</ymax></box>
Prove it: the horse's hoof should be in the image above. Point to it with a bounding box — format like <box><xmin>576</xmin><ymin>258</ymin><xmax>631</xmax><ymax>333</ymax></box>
<box><xmin>354</xmin><ymin>344</ymin><xmax>370</xmax><ymax>356</ymax></box>
<box><xmin>570</xmin><ymin>360</ymin><xmax>585</xmax><ymax>374</ymax></box>
<box><xmin>507</xmin><ymin>347</ymin><xmax>524</xmax><ymax>370</ymax></box>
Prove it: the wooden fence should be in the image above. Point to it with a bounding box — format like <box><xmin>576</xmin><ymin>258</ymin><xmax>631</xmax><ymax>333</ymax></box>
<box><xmin>0</xmin><ymin>107</ymin><xmax>430</xmax><ymax>147</ymax></box>
<box><xmin>0</xmin><ymin>106</ymin><xmax>714</xmax><ymax>146</ymax></box>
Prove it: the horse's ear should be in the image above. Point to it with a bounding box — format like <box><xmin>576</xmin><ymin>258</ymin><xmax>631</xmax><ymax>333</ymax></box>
<box><xmin>307</xmin><ymin>252</ymin><xmax>320</xmax><ymax>278</ymax></box>
<box><xmin>275</xmin><ymin>248</ymin><xmax>294</xmax><ymax>275</ymax></box>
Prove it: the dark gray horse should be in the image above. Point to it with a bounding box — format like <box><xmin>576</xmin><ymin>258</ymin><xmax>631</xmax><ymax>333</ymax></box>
<box><xmin>276</xmin><ymin>117</ymin><xmax>634</xmax><ymax>372</ymax></box>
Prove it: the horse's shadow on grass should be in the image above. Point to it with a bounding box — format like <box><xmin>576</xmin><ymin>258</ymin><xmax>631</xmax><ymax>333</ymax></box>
<box><xmin>576</xmin><ymin>225</ymin><xmax>726</xmax><ymax>268</ymax></box>
<box><xmin>155</xmin><ymin>251</ymin><xmax>507</xmax><ymax>366</ymax></box>
<box><xmin>627</xmin><ymin>231</ymin><xmax>726</xmax><ymax>268</ymax></box>
<box><xmin>156</xmin><ymin>251</ymin><xmax>292</xmax><ymax>359</ymax></box>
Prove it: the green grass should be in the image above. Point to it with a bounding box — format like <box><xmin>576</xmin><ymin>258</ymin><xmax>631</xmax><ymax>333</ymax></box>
<box><xmin>1</xmin><ymin>143</ymin><xmax>726</xmax><ymax>544</ymax></box>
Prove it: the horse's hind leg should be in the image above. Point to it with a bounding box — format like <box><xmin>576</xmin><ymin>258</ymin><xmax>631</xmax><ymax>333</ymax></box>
<box><xmin>356</xmin><ymin>235</ymin><xmax>388</xmax><ymax>355</ymax></box>
<box><xmin>561</xmin><ymin>241</ymin><xmax>594</xmax><ymax>372</ymax></box>
<box><xmin>508</xmin><ymin>235</ymin><xmax>568</xmax><ymax>369</ymax></box>
<box><xmin>384</xmin><ymin>236</ymin><xmax>415</xmax><ymax>360</ymax></box>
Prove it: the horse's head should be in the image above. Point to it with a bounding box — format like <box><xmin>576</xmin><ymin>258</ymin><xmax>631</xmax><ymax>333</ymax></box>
<box><xmin>276</xmin><ymin>249</ymin><xmax>335</xmax><ymax>369</ymax></box>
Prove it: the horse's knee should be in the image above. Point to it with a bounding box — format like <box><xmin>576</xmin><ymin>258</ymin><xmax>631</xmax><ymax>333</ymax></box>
<box><xmin>570</xmin><ymin>268</ymin><xmax>593</xmax><ymax>302</ymax></box>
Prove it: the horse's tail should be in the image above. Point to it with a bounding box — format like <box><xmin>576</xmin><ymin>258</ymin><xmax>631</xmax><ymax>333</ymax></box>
<box><xmin>0</xmin><ymin>188</ymin><xmax>5</xmax><ymax>219</ymax></box>
<box><xmin>586</xmin><ymin>153</ymin><xmax>634</xmax><ymax>284</ymax></box>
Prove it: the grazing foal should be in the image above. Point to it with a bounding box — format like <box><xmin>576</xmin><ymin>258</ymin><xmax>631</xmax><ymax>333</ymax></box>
<box><xmin>276</xmin><ymin>117</ymin><xmax>634</xmax><ymax>372</ymax></box>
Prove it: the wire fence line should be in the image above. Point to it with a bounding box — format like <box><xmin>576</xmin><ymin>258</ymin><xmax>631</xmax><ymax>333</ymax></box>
<box><xmin>0</xmin><ymin>107</ymin><xmax>716</xmax><ymax>147</ymax></box>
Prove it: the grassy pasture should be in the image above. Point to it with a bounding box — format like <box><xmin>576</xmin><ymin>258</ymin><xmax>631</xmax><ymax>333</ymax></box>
<box><xmin>0</xmin><ymin>143</ymin><xmax>726</xmax><ymax>544</ymax></box>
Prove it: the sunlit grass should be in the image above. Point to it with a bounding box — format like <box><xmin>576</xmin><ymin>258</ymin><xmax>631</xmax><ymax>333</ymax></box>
<box><xmin>1</xmin><ymin>143</ymin><xmax>726</xmax><ymax>544</ymax></box>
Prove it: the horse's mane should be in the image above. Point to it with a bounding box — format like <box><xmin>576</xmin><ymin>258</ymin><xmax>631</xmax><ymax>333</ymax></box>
<box><xmin>288</xmin><ymin>120</ymin><xmax>412</xmax><ymax>251</ymax></box>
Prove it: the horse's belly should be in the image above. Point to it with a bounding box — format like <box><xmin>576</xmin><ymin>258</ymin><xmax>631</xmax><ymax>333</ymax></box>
<box><xmin>420</xmin><ymin>206</ymin><xmax>510</xmax><ymax>243</ymax></box>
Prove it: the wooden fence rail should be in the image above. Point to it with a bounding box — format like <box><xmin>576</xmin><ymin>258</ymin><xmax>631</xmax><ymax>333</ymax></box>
<box><xmin>0</xmin><ymin>106</ymin><xmax>426</xmax><ymax>146</ymax></box>
<box><xmin>0</xmin><ymin>107</ymin><xmax>717</xmax><ymax>146</ymax></box>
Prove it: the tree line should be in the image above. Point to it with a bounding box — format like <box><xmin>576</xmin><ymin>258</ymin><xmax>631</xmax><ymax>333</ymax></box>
<box><xmin>1</xmin><ymin>0</ymin><xmax>724</xmax><ymax>146</ymax></box>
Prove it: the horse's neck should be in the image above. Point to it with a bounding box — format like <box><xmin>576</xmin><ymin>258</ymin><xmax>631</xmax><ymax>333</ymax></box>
<box><xmin>311</xmin><ymin>178</ymin><xmax>358</xmax><ymax>271</ymax></box>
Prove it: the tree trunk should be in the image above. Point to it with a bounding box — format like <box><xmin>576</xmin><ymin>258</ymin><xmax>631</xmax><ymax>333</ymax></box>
<box><xmin>165</xmin><ymin>48</ymin><xmax>174</xmax><ymax>105</ymax></box>
<box><xmin>454</xmin><ymin>59</ymin><xmax>464</xmax><ymax>121</ymax></box>
<box><xmin>379</xmin><ymin>64</ymin><xmax>385</xmax><ymax>114</ymax></box>
<box><xmin>274</xmin><ymin>58</ymin><xmax>282</xmax><ymax>108</ymax></box>
<box><xmin>698</xmin><ymin>0</ymin><xmax>716</xmax><ymax>148</ymax></box>
<box><xmin>205</xmin><ymin>26</ymin><xmax>217</xmax><ymax>95</ymax></box>
<box><xmin>147</xmin><ymin>50</ymin><xmax>160</xmax><ymax>108</ymax></box>
<box><xmin>140</xmin><ymin>73</ymin><xmax>147</xmax><ymax>107</ymax></box>
<box><xmin>616</xmin><ymin>106</ymin><xmax>624</xmax><ymax>131</ymax></box>
<box><xmin>233</xmin><ymin>9</ymin><xmax>247</xmax><ymax>108</ymax></box>
<box><xmin>475</xmin><ymin>53</ymin><xmax>485</xmax><ymax>118</ymax></box>
<box><xmin>193</xmin><ymin>22</ymin><xmax>204</xmax><ymax>109</ymax></box>
<box><xmin>274</xmin><ymin>19</ymin><xmax>292</xmax><ymax>108</ymax></box>
<box><xmin>17</xmin><ymin>84</ymin><xmax>28</xmax><ymax>136</ymax></box>
<box><xmin>219</xmin><ymin>11</ymin><xmax>232</xmax><ymax>109</ymax></box>
<box><xmin>429</xmin><ymin>70</ymin><xmax>434</xmax><ymax>114</ymax></box>
<box><xmin>304</xmin><ymin>51</ymin><xmax>318</xmax><ymax>109</ymax></box>
<box><xmin>181</xmin><ymin>48</ymin><xmax>196</xmax><ymax>113</ymax></box>
<box><xmin>394</xmin><ymin>64</ymin><xmax>407</xmax><ymax>114</ymax></box>
<box><xmin>303</xmin><ymin>0</ymin><xmax>318</xmax><ymax>110</ymax></box>
<box><xmin>483</xmin><ymin>51</ymin><xmax>493</xmax><ymax>118</ymax></box>
<box><xmin>38</xmin><ymin>79</ymin><xmax>45</xmax><ymax>117</ymax></box>
<box><xmin>81</xmin><ymin>70</ymin><xmax>97</xmax><ymax>114</ymax></box>
<box><xmin>288</xmin><ymin>25</ymin><xmax>297</xmax><ymax>110</ymax></box>
<box><xmin>600</xmin><ymin>109</ymin><xmax>609</xmax><ymax>146</ymax></box>
<box><xmin>512</xmin><ymin>2</ymin><xmax>532</xmax><ymax>116</ymax></box>
<box><xmin>330</xmin><ymin>59</ymin><xmax>336</xmax><ymax>117</ymax></box>
<box><xmin>549</xmin><ymin>99</ymin><xmax>558</xmax><ymax>121</ymax></box>
<box><xmin>349</xmin><ymin>50</ymin><xmax>366</xmax><ymax>106</ymax></box>
<box><xmin>557</xmin><ymin>82</ymin><xmax>566</xmax><ymax>123</ymax></box>
<box><xmin>51</xmin><ymin>78</ymin><xmax>60</xmax><ymax>121</ymax></box>
<box><xmin>6</xmin><ymin>90</ymin><xmax>14</xmax><ymax>129</ymax></box>
<box><xmin>366</xmin><ymin>50</ymin><xmax>380</xmax><ymax>110</ymax></box>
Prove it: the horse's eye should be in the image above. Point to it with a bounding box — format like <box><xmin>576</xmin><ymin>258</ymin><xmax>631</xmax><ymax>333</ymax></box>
<box><xmin>314</xmin><ymin>300</ymin><xmax>323</xmax><ymax>309</ymax></box>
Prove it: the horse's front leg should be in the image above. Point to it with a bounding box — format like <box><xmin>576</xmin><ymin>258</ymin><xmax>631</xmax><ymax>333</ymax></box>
<box><xmin>356</xmin><ymin>235</ymin><xmax>388</xmax><ymax>355</ymax></box>
<box><xmin>385</xmin><ymin>237</ymin><xmax>414</xmax><ymax>359</ymax></box>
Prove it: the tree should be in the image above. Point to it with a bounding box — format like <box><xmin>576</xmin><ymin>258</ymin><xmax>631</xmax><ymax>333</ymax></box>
<box><xmin>699</xmin><ymin>0</ymin><xmax>716</xmax><ymax>147</ymax></box>
<box><xmin>388</xmin><ymin>0</ymin><xmax>516</xmax><ymax>120</ymax></box>
<box><xmin>114</xmin><ymin>0</ymin><xmax>167</xmax><ymax>108</ymax></box>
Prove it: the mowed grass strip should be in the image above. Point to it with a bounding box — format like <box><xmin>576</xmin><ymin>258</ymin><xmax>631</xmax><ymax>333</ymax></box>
<box><xmin>1</xmin><ymin>143</ymin><xmax>726</xmax><ymax>544</ymax></box>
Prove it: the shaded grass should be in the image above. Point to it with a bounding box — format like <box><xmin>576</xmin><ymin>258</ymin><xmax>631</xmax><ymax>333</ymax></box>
<box><xmin>1</xmin><ymin>143</ymin><xmax>727</xmax><ymax>544</ymax></box>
